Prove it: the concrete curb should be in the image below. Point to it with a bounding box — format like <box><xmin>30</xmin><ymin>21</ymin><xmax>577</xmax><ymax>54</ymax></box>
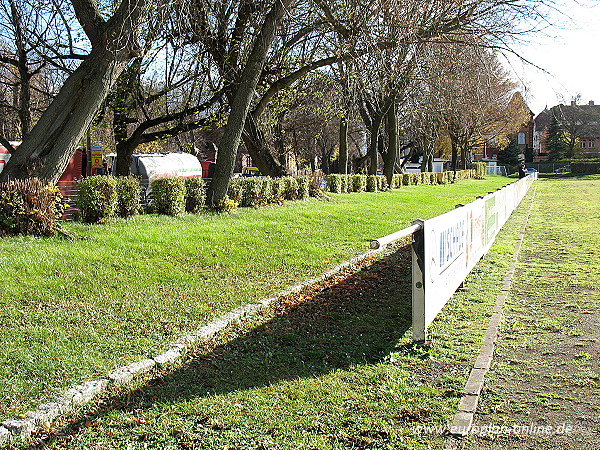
<box><xmin>445</xmin><ymin>186</ymin><xmax>537</xmax><ymax>446</ymax></box>
<box><xmin>1</xmin><ymin>246</ymin><xmax>387</xmax><ymax>444</ymax></box>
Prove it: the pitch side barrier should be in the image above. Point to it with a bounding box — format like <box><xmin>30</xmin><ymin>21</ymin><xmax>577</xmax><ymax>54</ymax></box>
<box><xmin>370</xmin><ymin>173</ymin><xmax>537</xmax><ymax>342</ymax></box>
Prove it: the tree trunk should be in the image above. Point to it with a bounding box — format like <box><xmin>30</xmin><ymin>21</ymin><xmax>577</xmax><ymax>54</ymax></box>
<box><xmin>367</xmin><ymin>118</ymin><xmax>382</xmax><ymax>175</ymax></box>
<box><xmin>0</xmin><ymin>0</ymin><xmax>153</xmax><ymax>183</ymax></box>
<box><xmin>206</xmin><ymin>0</ymin><xmax>293</xmax><ymax>206</ymax></box>
<box><xmin>338</xmin><ymin>116</ymin><xmax>348</xmax><ymax>174</ymax></box>
<box><xmin>1</xmin><ymin>53</ymin><xmax>130</xmax><ymax>182</ymax></box>
<box><xmin>17</xmin><ymin>63</ymin><xmax>32</xmax><ymax>138</ymax></box>
<box><xmin>383</xmin><ymin>99</ymin><xmax>397</xmax><ymax>186</ymax></box>
<box><xmin>460</xmin><ymin>145</ymin><xmax>468</xmax><ymax>170</ymax></box>
<box><xmin>451</xmin><ymin>138</ymin><xmax>458</xmax><ymax>172</ymax></box>
<box><xmin>241</xmin><ymin>116</ymin><xmax>288</xmax><ymax>177</ymax></box>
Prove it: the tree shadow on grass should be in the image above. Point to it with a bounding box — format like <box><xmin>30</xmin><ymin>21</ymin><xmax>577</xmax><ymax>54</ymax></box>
<box><xmin>28</xmin><ymin>245</ymin><xmax>414</xmax><ymax>448</ymax></box>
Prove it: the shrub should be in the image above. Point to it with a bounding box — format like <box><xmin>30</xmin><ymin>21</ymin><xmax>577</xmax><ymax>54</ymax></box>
<box><xmin>215</xmin><ymin>195</ymin><xmax>238</xmax><ymax>213</ymax></box>
<box><xmin>437</xmin><ymin>172</ymin><xmax>446</xmax><ymax>185</ymax></box>
<box><xmin>473</xmin><ymin>162</ymin><xmax>487</xmax><ymax>179</ymax></box>
<box><xmin>271</xmin><ymin>177</ymin><xmax>286</xmax><ymax>203</ymax></box>
<box><xmin>352</xmin><ymin>174</ymin><xmax>366</xmax><ymax>192</ymax></box>
<box><xmin>116</xmin><ymin>176</ymin><xmax>141</xmax><ymax>218</ymax></box>
<box><xmin>377</xmin><ymin>175</ymin><xmax>388</xmax><ymax>190</ymax></box>
<box><xmin>296</xmin><ymin>176</ymin><xmax>310</xmax><ymax>199</ymax></box>
<box><xmin>240</xmin><ymin>177</ymin><xmax>273</xmax><ymax>207</ymax></box>
<box><xmin>308</xmin><ymin>176</ymin><xmax>324</xmax><ymax>197</ymax></box>
<box><xmin>184</xmin><ymin>177</ymin><xmax>206</xmax><ymax>213</ymax></box>
<box><xmin>283</xmin><ymin>177</ymin><xmax>299</xmax><ymax>200</ymax></box>
<box><xmin>402</xmin><ymin>173</ymin><xmax>411</xmax><ymax>186</ymax></box>
<box><xmin>430</xmin><ymin>173</ymin><xmax>437</xmax><ymax>185</ymax></box>
<box><xmin>0</xmin><ymin>178</ymin><xmax>64</xmax><ymax>236</ymax></box>
<box><xmin>77</xmin><ymin>175</ymin><xmax>117</xmax><ymax>223</ymax></box>
<box><xmin>227</xmin><ymin>178</ymin><xmax>243</xmax><ymax>204</ymax></box>
<box><xmin>327</xmin><ymin>174</ymin><xmax>342</xmax><ymax>193</ymax></box>
<box><xmin>151</xmin><ymin>177</ymin><xmax>185</xmax><ymax>216</ymax></box>
<box><xmin>260</xmin><ymin>177</ymin><xmax>273</xmax><ymax>204</ymax></box>
<box><xmin>340</xmin><ymin>175</ymin><xmax>349</xmax><ymax>193</ymax></box>
<box><xmin>366</xmin><ymin>175</ymin><xmax>378</xmax><ymax>192</ymax></box>
<box><xmin>391</xmin><ymin>174</ymin><xmax>402</xmax><ymax>189</ymax></box>
<box><xmin>571</xmin><ymin>162</ymin><xmax>600</xmax><ymax>173</ymax></box>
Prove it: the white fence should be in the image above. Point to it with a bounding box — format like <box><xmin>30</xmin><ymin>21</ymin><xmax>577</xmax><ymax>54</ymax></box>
<box><xmin>371</xmin><ymin>174</ymin><xmax>536</xmax><ymax>342</ymax></box>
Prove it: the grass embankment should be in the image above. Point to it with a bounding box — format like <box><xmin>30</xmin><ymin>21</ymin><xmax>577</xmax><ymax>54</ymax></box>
<box><xmin>1</xmin><ymin>177</ymin><xmax>509</xmax><ymax>425</ymax></box>
<box><xmin>465</xmin><ymin>175</ymin><xmax>600</xmax><ymax>449</ymax></box>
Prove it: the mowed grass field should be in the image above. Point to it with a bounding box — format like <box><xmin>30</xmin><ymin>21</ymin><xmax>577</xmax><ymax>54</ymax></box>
<box><xmin>0</xmin><ymin>177</ymin><xmax>511</xmax><ymax>421</ymax></box>
<box><xmin>20</xmin><ymin>175</ymin><xmax>594</xmax><ymax>450</ymax></box>
<box><xmin>465</xmin><ymin>174</ymin><xmax>600</xmax><ymax>449</ymax></box>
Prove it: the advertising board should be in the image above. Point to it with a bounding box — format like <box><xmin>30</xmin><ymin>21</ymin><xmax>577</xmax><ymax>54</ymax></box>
<box><xmin>412</xmin><ymin>175</ymin><xmax>535</xmax><ymax>342</ymax></box>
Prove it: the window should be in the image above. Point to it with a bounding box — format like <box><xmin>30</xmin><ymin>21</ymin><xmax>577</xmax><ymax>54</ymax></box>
<box><xmin>589</xmin><ymin>140</ymin><xmax>596</xmax><ymax>148</ymax></box>
<box><xmin>518</xmin><ymin>132</ymin><xmax>525</xmax><ymax>145</ymax></box>
<box><xmin>580</xmin><ymin>141</ymin><xmax>587</xmax><ymax>148</ymax></box>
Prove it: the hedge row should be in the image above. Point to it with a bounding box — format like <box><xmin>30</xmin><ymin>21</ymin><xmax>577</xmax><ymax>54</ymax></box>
<box><xmin>227</xmin><ymin>176</ymin><xmax>311</xmax><ymax>207</ymax></box>
<box><xmin>76</xmin><ymin>175</ymin><xmax>317</xmax><ymax>223</ymax></box>
<box><xmin>77</xmin><ymin>175</ymin><xmax>143</xmax><ymax>223</ymax></box>
<box><xmin>0</xmin><ymin>178</ymin><xmax>65</xmax><ymax>237</ymax></box>
<box><xmin>571</xmin><ymin>162</ymin><xmax>600</xmax><ymax>174</ymax></box>
<box><xmin>326</xmin><ymin>169</ymin><xmax>480</xmax><ymax>193</ymax></box>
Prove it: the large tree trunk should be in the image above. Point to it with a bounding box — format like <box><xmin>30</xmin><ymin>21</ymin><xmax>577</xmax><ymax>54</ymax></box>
<box><xmin>338</xmin><ymin>116</ymin><xmax>348</xmax><ymax>174</ymax></box>
<box><xmin>206</xmin><ymin>0</ymin><xmax>293</xmax><ymax>206</ymax></box>
<box><xmin>2</xmin><ymin>54</ymin><xmax>129</xmax><ymax>182</ymax></box>
<box><xmin>0</xmin><ymin>0</ymin><xmax>152</xmax><ymax>183</ymax></box>
<box><xmin>383</xmin><ymin>98</ymin><xmax>397</xmax><ymax>186</ymax></box>
<box><xmin>367</xmin><ymin>118</ymin><xmax>382</xmax><ymax>175</ymax></box>
<box><xmin>451</xmin><ymin>138</ymin><xmax>458</xmax><ymax>172</ymax></box>
<box><xmin>241</xmin><ymin>115</ymin><xmax>288</xmax><ymax>177</ymax></box>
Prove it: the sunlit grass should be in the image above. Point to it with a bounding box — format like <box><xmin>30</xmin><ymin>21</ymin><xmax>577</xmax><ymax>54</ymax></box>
<box><xmin>0</xmin><ymin>177</ymin><xmax>511</xmax><ymax>419</ymax></box>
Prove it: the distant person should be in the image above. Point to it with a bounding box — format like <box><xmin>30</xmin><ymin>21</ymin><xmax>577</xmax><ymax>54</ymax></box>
<box><xmin>518</xmin><ymin>163</ymin><xmax>526</xmax><ymax>179</ymax></box>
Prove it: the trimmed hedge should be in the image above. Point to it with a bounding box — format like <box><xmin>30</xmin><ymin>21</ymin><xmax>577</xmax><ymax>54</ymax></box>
<box><xmin>321</xmin><ymin>169</ymin><xmax>484</xmax><ymax>195</ymax></box>
<box><xmin>227</xmin><ymin>176</ymin><xmax>312</xmax><ymax>207</ymax></box>
<box><xmin>284</xmin><ymin>177</ymin><xmax>299</xmax><ymax>200</ymax></box>
<box><xmin>352</xmin><ymin>174</ymin><xmax>366</xmax><ymax>192</ymax></box>
<box><xmin>297</xmin><ymin>176</ymin><xmax>310</xmax><ymax>199</ymax></box>
<box><xmin>571</xmin><ymin>162</ymin><xmax>600</xmax><ymax>173</ymax></box>
<box><xmin>0</xmin><ymin>178</ymin><xmax>64</xmax><ymax>236</ymax></box>
<box><xmin>151</xmin><ymin>177</ymin><xmax>186</xmax><ymax>216</ymax></box>
<box><xmin>116</xmin><ymin>176</ymin><xmax>141</xmax><ymax>218</ymax></box>
<box><xmin>184</xmin><ymin>177</ymin><xmax>206</xmax><ymax>213</ymax></box>
<box><xmin>77</xmin><ymin>176</ymin><xmax>118</xmax><ymax>223</ymax></box>
<box><xmin>472</xmin><ymin>161</ymin><xmax>487</xmax><ymax>179</ymax></box>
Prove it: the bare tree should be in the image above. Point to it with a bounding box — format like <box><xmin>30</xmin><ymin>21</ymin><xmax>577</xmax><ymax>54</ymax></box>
<box><xmin>1</xmin><ymin>0</ymin><xmax>163</xmax><ymax>182</ymax></box>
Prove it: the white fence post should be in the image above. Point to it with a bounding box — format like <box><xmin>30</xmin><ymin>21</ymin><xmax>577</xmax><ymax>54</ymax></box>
<box><xmin>411</xmin><ymin>219</ymin><xmax>426</xmax><ymax>343</ymax></box>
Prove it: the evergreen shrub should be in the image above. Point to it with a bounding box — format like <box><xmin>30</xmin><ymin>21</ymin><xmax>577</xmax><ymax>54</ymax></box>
<box><xmin>283</xmin><ymin>177</ymin><xmax>299</xmax><ymax>200</ymax></box>
<box><xmin>77</xmin><ymin>175</ymin><xmax>117</xmax><ymax>223</ymax></box>
<box><xmin>184</xmin><ymin>177</ymin><xmax>206</xmax><ymax>213</ymax></box>
<box><xmin>296</xmin><ymin>176</ymin><xmax>310</xmax><ymax>199</ymax></box>
<box><xmin>352</xmin><ymin>174</ymin><xmax>366</xmax><ymax>192</ymax></box>
<box><xmin>116</xmin><ymin>176</ymin><xmax>141</xmax><ymax>218</ymax></box>
<box><xmin>151</xmin><ymin>177</ymin><xmax>185</xmax><ymax>216</ymax></box>
<box><xmin>366</xmin><ymin>175</ymin><xmax>378</xmax><ymax>192</ymax></box>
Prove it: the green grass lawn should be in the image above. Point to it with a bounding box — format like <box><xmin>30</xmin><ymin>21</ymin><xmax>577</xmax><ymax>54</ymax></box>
<box><xmin>464</xmin><ymin>174</ymin><xmax>600</xmax><ymax>449</ymax></box>
<box><xmin>0</xmin><ymin>177</ymin><xmax>511</xmax><ymax>422</ymax></box>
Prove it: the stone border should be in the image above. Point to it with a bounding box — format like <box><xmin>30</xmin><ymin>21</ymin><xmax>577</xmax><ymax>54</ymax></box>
<box><xmin>0</xmin><ymin>246</ymin><xmax>390</xmax><ymax>445</ymax></box>
<box><xmin>445</xmin><ymin>186</ymin><xmax>537</xmax><ymax>448</ymax></box>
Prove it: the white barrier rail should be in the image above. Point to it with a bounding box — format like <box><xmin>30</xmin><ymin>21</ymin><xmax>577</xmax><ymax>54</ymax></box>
<box><xmin>370</xmin><ymin>174</ymin><xmax>536</xmax><ymax>342</ymax></box>
<box><xmin>370</xmin><ymin>223</ymin><xmax>422</xmax><ymax>249</ymax></box>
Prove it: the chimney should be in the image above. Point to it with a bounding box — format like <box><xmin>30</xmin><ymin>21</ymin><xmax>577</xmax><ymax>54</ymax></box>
<box><xmin>590</xmin><ymin>100</ymin><xmax>595</xmax><ymax>106</ymax></box>
<box><xmin>571</xmin><ymin>100</ymin><xmax>576</xmax><ymax>106</ymax></box>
